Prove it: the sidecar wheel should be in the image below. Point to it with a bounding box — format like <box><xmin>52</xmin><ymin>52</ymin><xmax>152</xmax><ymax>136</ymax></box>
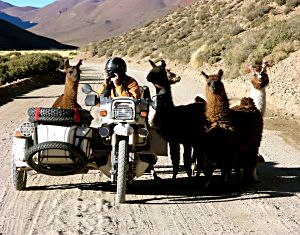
<box><xmin>115</xmin><ymin>140</ymin><xmax>128</xmax><ymax>205</ymax></box>
<box><xmin>11</xmin><ymin>161</ymin><xmax>27</xmax><ymax>191</ymax></box>
<box><xmin>26</xmin><ymin>141</ymin><xmax>88</xmax><ymax>176</ymax></box>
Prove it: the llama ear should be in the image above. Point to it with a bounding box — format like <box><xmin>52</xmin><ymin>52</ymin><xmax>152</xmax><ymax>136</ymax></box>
<box><xmin>201</xmin><ymin>71</ymin><xmax>209</xmax><ymax>79</ymax></box>
<box><xmin>76</xmin><ymin>59</ymin><xmax>83</xmax><ymax>67</ymax></box>
<box><xmin>149</xmin><ymin>60</ymin><xmax>156</xmax><ymax>68</ymax></box>
<box><xmin>217</xmin><ymin>69</ymin><xmax>223</xmax><ymax>78</ymax></box>
<box><xmin>64</xmin><ymin>59</ymin><xmax>70</xmax><ymax>70</ymax></box>
<box><xmin>161</xmin><ymin>60</ymin><xmax>166</xmax><ymax>68</ymax></box>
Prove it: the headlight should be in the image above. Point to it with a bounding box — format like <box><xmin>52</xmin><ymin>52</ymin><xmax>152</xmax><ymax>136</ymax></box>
<box><xmin>19</xmin><ymin>122</ymin><xmax>35</xmax><ymax>137</ymax></box>
<box><xmin>113</xmin><ymin>104</ymin><xmax>134</xmax><ymax>120</ymax></box>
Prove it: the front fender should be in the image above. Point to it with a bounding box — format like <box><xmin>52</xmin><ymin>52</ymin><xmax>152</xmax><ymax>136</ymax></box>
<box><xmin>113</xmin><ymin>123</ymin><xmax>134</xmax><ymax>136</ymax></box>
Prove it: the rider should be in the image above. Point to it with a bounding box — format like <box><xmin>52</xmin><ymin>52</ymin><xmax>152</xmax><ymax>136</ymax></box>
<box><xmin>97</xmin><ymin>57</ymin><xmax>141</xmax><ymax>99</ymax></box>
<box><xmin>97</xmin><ymin>57</ymin><xmax>160</xmax><ymax>180</ymax></box>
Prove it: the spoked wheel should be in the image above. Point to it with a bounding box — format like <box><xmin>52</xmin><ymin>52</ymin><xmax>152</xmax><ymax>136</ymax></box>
<box><xmin>11</xmin><ymin>161</ymin><xmax>27</xmax><ymax>191</ymax></box>
<box><xmin>115</xmin><ymin>139</ymin><xmax>128</xmax><ymax>205</ymax></box>
<box><xmin>26</xmin><ymin>141</ymin><xmax>88</xmax><ymax>176</ymax></box>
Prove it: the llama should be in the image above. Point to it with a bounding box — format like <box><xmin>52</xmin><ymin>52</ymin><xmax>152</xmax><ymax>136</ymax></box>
<box><xmin>247</xmin><ymin>60</ymin><xmax>270</xmax><ymax>116</ymax></box>
<box><xmin>52</xmin><ymin>59</ymin><xmax>83</xmax><ymax>108</ymax></box>
<box><xmin>146</xmin><ymin>59</ymin><xmax>206</xmax><ymax>180</ymax></box>
<box><xmin>246</xmin><ymin>60</ymin><xmax>270</xmax><ymax>181</ymax></box>
<box><xmin>201</xmin><ymin>69</ymin><xmax>263</xmax><ymax>186</ymax></box>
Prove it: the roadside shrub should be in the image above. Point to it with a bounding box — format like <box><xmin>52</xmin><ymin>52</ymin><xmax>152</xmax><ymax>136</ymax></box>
<box><xmin>274</xmin><ymin>0</ymin><xmax>286</xmax><ymax>5</ymax></box>
<box><xmin>0</xmin><ymin>53</ymin><xmax>63</xmax><ymax>85</ymax></box>
<box><xmin>284</xmin><ymin>0</ymin><xmax>300</xmax><ymax>13</ymax></box>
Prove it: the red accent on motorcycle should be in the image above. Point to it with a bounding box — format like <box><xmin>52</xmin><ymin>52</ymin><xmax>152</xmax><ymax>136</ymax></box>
<box><xmin>73</xmin><ymin>108</ymin><xmax>80</xmax><ymax>123</ymax></box>
<box><xmin>35</xmin><ymin>107</ymin><xmax>41</xmax><ymax>121</ymax></box>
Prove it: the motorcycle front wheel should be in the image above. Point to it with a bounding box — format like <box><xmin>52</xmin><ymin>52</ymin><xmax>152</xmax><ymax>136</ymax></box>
<box><xmin>115</xmin><ymin>139</ymin><xmax>128</xmax><ymax>205</ymax></box>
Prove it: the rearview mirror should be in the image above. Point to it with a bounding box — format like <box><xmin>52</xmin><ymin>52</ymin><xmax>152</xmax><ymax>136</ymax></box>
<box><xmin>81</xmin><ymin>83</ymin><xmax>93</xmax><ymax>94</ymax></box>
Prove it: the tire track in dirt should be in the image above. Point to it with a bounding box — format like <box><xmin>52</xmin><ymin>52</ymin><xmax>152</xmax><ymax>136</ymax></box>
<box><xmin>1</xmin><ymin>60</ymin><xmax>300</xmax><ymax>235</ymax></box>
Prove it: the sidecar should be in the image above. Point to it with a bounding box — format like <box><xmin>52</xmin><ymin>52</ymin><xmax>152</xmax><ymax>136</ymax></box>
<box><xmin>11</xmin><ymin>107</ymin><xmax>94</xmax><ymax>190</ymax></box>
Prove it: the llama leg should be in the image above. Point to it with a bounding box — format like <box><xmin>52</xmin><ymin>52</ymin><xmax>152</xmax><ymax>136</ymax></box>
<box><xmin>183</xmin><ymin>144</ymin><xmax>192</xmax><ymax>178</ymax></box>
<box><xmin>193</xmin><ymin>144</ymin><xmax>205</xmax><ymax>177</ymax></box>
<box><xmin>221</xmin><ymin>151</ymin><xmax>236</xmax><ymax>185</ymax></box>
<box><xmin>253</xmin><ymin>154</ymin><xmax>265</xmax><ymax>182</ymax></box>
<box><xmin>203</xmin><ymin>163</ymin><xmax>214</xmax><ymax>189</ymax></box>
<box><xmin>242</xmin><ymin>151</ymin><xmax>257</xmax><ymax>186</ymax></box>
<box><xmin>150</xmin><ymin>165</ymin><xmax>161</xmax><ymax>180</ymax></box>
<box><xmin>169</xmin><ymin>141</ymin><xmax>180</xmax><ymax>180</ymax></box>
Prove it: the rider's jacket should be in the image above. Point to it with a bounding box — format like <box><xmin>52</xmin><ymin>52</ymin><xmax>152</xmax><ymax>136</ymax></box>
<box><xmin>97</xmin><ymin>75</ymin><xmax>141</xmax><ymax>99</ymax></box>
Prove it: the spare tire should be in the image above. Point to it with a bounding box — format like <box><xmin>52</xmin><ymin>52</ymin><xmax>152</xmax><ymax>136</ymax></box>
<box><xmin>28</xmin><ymin>107</ymin><xmax>93</xmax><ymax>125</ymax></box>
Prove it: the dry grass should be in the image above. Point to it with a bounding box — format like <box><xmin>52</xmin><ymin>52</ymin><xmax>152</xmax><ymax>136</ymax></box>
<box><xmin>0</xmin><ymin>50</ymin><xmax>78</xmax><ymax>58</ymax></box>
<box><xmin>80</xmin><ymin>0</ymin><xmax>300</xmax><ymax>80</ymax></box>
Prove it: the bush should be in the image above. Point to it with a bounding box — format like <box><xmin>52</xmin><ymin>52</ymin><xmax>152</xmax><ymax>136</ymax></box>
<box><xmin>0</xmin><ymin>53</ymin><xmax>63</xmax><ymax>85</ymax></box>
<box><xmin>274</xmin><ymin>0</ymin><xmax>286</xmax><ymax>5</ymax></box>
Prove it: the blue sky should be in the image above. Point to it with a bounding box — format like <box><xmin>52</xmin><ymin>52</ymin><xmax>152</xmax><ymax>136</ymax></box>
<box><xmin>4</xmin><ymin>0</ymin><xmax>55</xmax><ymax>8</ymax></box>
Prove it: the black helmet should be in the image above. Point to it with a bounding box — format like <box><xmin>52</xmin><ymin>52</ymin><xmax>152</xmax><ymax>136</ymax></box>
<box><xmin>105</xmin><ymin>57</ymin><xmax>127</xmax><ymax>75</ymax></box>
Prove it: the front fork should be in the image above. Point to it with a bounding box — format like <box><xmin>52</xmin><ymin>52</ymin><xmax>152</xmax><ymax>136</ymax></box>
<box><xmin>110</xmin><ymin>126</ymin><xmax>135</xmax><ymax>184</ymax></box>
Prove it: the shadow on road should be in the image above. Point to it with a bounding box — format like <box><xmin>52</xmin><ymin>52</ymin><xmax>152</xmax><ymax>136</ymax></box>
<box><xmin>24</xmin><ymin>161</ymin><xmax>299</xmax><ymax>204</ymax></box>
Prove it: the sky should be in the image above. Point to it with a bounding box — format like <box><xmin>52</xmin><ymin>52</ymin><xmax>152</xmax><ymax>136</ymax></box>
<box><xmin>4</xmin><ymin>0</ymin><xmax>55</xmax><ymax>8</ymax></box>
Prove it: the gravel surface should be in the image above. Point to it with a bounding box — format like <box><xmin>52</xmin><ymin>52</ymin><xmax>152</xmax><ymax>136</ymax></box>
<box><xmin>0</xmin><ymin>59</ymin><xmax>299</xmax><ymax>235</ymax></box>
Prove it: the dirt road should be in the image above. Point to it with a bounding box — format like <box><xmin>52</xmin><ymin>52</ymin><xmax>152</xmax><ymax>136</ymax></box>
<box><xmin>0</xmin><ymin>61</ymin><xmax>299</xmax><ymax>235</ymax></box>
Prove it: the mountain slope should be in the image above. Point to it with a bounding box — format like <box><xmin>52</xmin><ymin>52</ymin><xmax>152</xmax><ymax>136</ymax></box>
<box><xmin>1</xmin><ymin>0</ymin><xmax>184</xmax><ymax>46</ymax></box>
<box><xmin>0</xmin><ymin>1</ymin><xmax>12</xmax><ymax>10</ymax></box>
<box><xmin>81</xmin><ymin>0</ymin><xmax>299</xmax><ymax>80</ymax></box>
<box><xmin>0</xmin><ymin>19</ymin><xmax>77</xmax><ymax>50</ymax></box>
<box><xmin>0</xmin><ymin>12</ymin><xmax>36</xmax><ymax>29</ymax></box>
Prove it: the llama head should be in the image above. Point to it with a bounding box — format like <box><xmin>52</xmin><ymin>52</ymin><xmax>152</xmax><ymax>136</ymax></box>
<box><xmin>246</xmin><ymin>60</ymin><xmax>270</xmax><ymax>90</ymax></box>
<box><xmin>201</xmin><ymin>69</ymin><xmax>225</xmax><ymax>95</ymax></box>
<box><xmin>146</xmin><ymin>59</ymin><xmax>181</xmax><ymax>90</ymax></box>
<box><xmin>64</xmin><ymin>59</ymin><xmax>83</xmax><ymax>82</ymax></box>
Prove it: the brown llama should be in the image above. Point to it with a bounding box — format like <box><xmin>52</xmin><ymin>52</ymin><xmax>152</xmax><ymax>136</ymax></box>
<box><xmin>52</xmin><ymin>59</ymin><xmax>83</xmax><ymax>108</ymax></box>
<box><xmin>201</xmin><ymin>69</ymin><xmax>263</xmax><ymax>187</ymax></box>
<box><xmin>146</xmin><ymin>59</ymin><xmax>206</xmax><ymax>180</ymax></box>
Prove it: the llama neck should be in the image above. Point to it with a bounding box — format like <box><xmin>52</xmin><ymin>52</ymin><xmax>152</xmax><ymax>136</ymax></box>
<box><xmin>250</xmin><ymin>85</ymin><xmax>266</xmax><ymax>116</ymax></box>
<box><xmin>63</xmin><ymin>79</ymin><xmax>79</xmax><ymax>104</ymax></box>
<box><xmin>156</xmin><ymin>85</ymin><xmax>174</xmax><ymax>110</ymax></box>
<box><xmin>206</xmin><ymin>89</ymin><xmax>230</xmax><ymax>122</ymax></box>
<box><xmin>152</xmin><ymin>85</ymin><xmax>174</xmax><ymax>128</ymax></box>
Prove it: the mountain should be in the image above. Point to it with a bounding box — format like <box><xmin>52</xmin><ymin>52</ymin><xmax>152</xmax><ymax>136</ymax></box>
<box><xmin>1</xmin><ymin>0</ymin><xmax>186</xmax><ymax>46</ymax></box>
<box><xmin>0</xmin><ymin>12</ymin><xmax>36</xmax><ymax>29</ymax></box>
<box><xmin>0</xmin><ymin>1</ymin><xmax>12</xmax><ymax>10</ymax></box>
<box><xmin>0</xmin><ymin>19</ymin><xmax>77</xmax><ymax>50</ymax></box>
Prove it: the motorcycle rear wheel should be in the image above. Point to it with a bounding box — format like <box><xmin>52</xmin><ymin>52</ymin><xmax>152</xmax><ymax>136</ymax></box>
<box><xmin>115</xmin><ymin>139</ymin><xmax>128</xmax><ymax>205</ymax></box>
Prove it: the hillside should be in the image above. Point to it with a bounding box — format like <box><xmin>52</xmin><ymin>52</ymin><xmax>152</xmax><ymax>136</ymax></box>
<box><xmin>79</xmin><ymin>0</ymin><xmax>300</xmax><ymax>120</ymax></box>
<box><xmin>0</xmin><ymin>12</ymin><xmax>36</xmax><ymax>29</ymax></box>
<box><xmin>0</xmin><ymin>19</ymin><xmax>77</xmax><ymax>50</ymax></box>
<box><xmin>1</xmin><ymin>0</ymin><xmax>186</xmax><ymax>46</ymax></box>
<box><xmin>80</xmin><ymin>0</ymin><xmax>300</xmax><ymax>79</ymax></box>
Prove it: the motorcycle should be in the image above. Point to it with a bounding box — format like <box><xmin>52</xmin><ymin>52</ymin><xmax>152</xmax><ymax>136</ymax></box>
<box><xmin>82</xmin><ymin>83</ymin><xmax>160</xmax><ymax>204</ymax></box>
<box><xmin>11</xmin><ymin>84</ymin><xmax>164</xmax><ymax>204</ymax></box>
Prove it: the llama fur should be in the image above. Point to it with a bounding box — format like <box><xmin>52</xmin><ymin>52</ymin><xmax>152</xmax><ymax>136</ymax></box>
<box><xmin>146</xmin><ymin>60</ymin><xmax>206</xmax><ymax>180</ymax></box>
<box><xmin>247</xmin><ymin>61</ymin><xmax>270</xmax><ymax>180</ymax></box>
<box><xmin>52</xmin><ymin>59</ymin><xmax>83</xmax><ymax>109</ymax></box>
<box><xmin>248</xmin><ymin>61</ymin><xmax>270</xmax><ymax>116</ymax></box>
<box><xmin>201</xmin><ymin>69</ymin><xmax>263</xmax><ymax>186</ymax></box>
